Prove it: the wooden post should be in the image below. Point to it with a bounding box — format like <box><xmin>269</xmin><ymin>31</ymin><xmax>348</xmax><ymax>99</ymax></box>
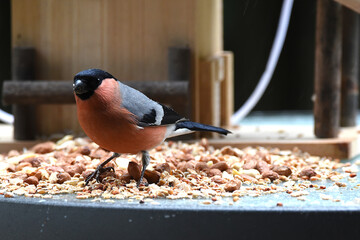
<box><xmin>221</xmin><ymin>52</ymin><xmax>234</xmax><ymax>127</ymax></box>
<box><xmin>341</xmin><ymin>6</ymin><xmax>358</xmax><ymax>127</ymax></box>
<box><xmin>314</xmin><ymin>0</ymin><xmax>342</xmax><ymax>138</ymax></box>
<box><xmin>11</xmin><ymin>47</ymin><xmax>37</xmax><ymax>140</ymax></box>
<box><xmin>193</xmin><ymin>0</ymin><xmax>223</xmax><ymax>129</ymax></box>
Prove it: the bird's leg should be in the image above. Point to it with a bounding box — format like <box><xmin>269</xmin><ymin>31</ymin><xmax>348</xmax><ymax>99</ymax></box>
<box><xmin>85</xmin><ymin>152</ymin><xmax>120</xmax><ymax>186</ymax></box>
<box><xmin>137</xmin><ymin>150</ymin><xmax>150</xmax><ymax>187</ymax></box>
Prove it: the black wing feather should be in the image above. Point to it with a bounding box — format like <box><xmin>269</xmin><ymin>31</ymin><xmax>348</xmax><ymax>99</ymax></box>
<box><xmin>160</xmin><ymin>104</ymin><xmax>183</xmax><ymax>125</ymax></box>
<box><xmin>137</xmin><ymin>104</ymin><xmax>183</xmax><ymax>127</ymax></box>
<box><xmin>139</xmin><ymin>108</ymin><xmax>157</xmax><ymax>125</ymax></box>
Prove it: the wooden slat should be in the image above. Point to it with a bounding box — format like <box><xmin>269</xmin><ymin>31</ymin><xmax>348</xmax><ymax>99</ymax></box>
<box><xmin>220</xmin><ymin>52</ymin><xmax>234</xmax><ymax>128</ymax></box>
<box><xmin>207</xmin><ymin>138</ymin><xmax>357</xmax><ymax>160</ymax></box>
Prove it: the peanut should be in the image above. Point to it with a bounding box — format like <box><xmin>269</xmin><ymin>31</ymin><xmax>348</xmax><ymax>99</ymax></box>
<box><xmin>118</xmin><ymin>173</ymin><xmax>132</xmax><ymax>183</ymax></box>
<box><xmin>299</xmin><ymin>168</ymin><xmax>317</xmax><ymax>178</ymax></box>
<box><xmin>262</xmin><ymin>171</ymin><xmax>279</xmax><ymax>181</ymax></box>
<box><xmin>56</xmin><ymin>172</ymin><xmax>71</xmax><ymax>184</ymax></box>
<box><xmin>272</xmin><ymin>165</ymin><xmax>292</xmax><ymax>177</ymax></box>
<box><xmin>24</xmin><ymin>176</ymin><xmax>39</xmax><ymax>186</ymax></box>
<box><xmin>19</xmin><ymin>157</ymin><xmax>41</xmax><ymax>167</ymax></box>
<box><xmin>63</xmin><ymin>164</ymin><xmax>86</xmax><ymax>177</ymax></box>
<box><xmin>128</xmin><ymin>161</ymin><xmax>141</xmax><ymax>181</ymax></box>
<box><xmin>154</xmin><ymin>163</ymin><xmax>171</xmax><ymax>173</ymax></box>
<box><xmin>144</xmin><ymin>170</ymin><xmax>161</xmax><ymax>184</ymax></box>
<box><xmin>220</xmin><ymin>146</ymin><xmax>241</xmax><ymax>157</ymax></box>
<box><xmin>243</xmin><ymin>159</ymin><xmax>257</xmax><ymax>170</ymax></box>
<box><xmin>256</xmin><ymin>160</ymin><xmax>270</xmax><ymax>174</ymax></box>
<box><xmin>212</xmin><ymin>175</ymin><xmax>226</xmax><ymax>184</ymax></box>
<box><xmin>177</xmin><ymin>161</ymin><xmax>195</xmax><ymax>172</ymax></box>
<box><xmin>206</xmin><ymin>168</ymin><xmax>222</xmax><ymax>177</ymax></box>
<box><xmin>195</xmin><ymin>162</ymin><xmax>209</xmax><ymax>172</ymax></box>
<box><xmin>224</xmin><ymin>180</ymin><xmax>241</xmax><ymax>192</ymax></box>
<box><xmin>32</xmin><ymin>141</ymin><xmax>55</xmax><ymax>154</ymax></box>
<box><xmin>211</xmin><ymin>162</ymin><xmax>229</xmax><ymax>171</ymax></box>
<box><xmin>79</xmin><ymin>146</ymin><xmax>91</xmax><ymax>155</ymax></box>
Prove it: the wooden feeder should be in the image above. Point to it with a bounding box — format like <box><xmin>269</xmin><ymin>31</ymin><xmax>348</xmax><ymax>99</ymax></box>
<box><xmin>3</xmin><ymin>0</ymin><xmax>360</xmax><ymax>159</ymax></box>
<box><xmin>8</xmin><ymin>0</ymin><xmax>233</xmax><ymax>139</ymax></box>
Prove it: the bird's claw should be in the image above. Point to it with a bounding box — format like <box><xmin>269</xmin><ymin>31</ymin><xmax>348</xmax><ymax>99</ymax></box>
<box><xmin>85</xmin><ymin>166</ymin><xmax>114</xmax><ymax>186</ymax></box>
<box><xmin>136</xmin><ymin>179</ymin><xmax>149</xmax><ymax>188</ymax></box>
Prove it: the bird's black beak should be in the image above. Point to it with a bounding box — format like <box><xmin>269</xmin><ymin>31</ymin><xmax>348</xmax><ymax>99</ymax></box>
<box><xmin>73</xmin><ymin>80</ymin><xmax>88</xmax><ymax>95</ymax></box>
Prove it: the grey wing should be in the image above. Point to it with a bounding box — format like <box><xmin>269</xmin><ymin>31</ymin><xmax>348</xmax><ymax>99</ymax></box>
<box><xmin>118</xmin><ymin>81</ymin><xmax>184</xmax><ymax>126</ymax></box>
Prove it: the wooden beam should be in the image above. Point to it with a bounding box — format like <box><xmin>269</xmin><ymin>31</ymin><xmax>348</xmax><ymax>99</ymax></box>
<box><xmin>341</xmin><ymin>6</ymin><xmax>359</xmax><ymax>127</ymax></box>
<box><xmin>2</xmin><ymin>80</ymin><xmax>188</xmax><ymax>106</ymax></box>
<box><xmin>314</xmin><ymin>0</ymin><xmax>342</xmax><ymax>138</ymax></box>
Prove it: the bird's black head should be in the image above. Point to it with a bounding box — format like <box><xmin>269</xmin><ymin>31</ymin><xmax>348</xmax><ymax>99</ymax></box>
<box><xmin>73</xmin><ymin>69</ymin><xmax>115</xmax><ymax>100</ymax></box>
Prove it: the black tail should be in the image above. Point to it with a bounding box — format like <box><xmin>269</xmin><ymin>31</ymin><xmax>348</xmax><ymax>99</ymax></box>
<box><xmin>175</xmin><ymin>121</ymin><xmax>231</xmax><ymax>135</ymax></box>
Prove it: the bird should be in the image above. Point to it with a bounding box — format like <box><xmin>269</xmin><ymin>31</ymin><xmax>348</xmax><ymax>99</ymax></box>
<box><xmin>73</xmin><ymin>68</ymin><xmax>231</xmax><ymax>187</ymax></box>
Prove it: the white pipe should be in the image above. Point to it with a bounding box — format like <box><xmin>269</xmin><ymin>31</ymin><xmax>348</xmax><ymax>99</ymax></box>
<box><xmin>231</xmin><ymin>0</ymin><xmax>294</xmax><ymax>125</ymax></box>
<box><xmin>0</xmin><ymin>109</ymin><xmax>14</xmax><ymax>124</ymax></box>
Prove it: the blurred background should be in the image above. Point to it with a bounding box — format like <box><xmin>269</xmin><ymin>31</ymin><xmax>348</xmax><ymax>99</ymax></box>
<box><xmin>225</xmin><ymin>0</ymin><xmax>316</xmax><ymax>111</ymax></box>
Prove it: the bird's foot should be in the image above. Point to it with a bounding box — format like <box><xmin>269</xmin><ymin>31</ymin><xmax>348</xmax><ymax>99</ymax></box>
<box><xmin>136</xmin><ymin>178</ymin><xmax>149</xmax><ymax>188</ymax></box>
<box><xmin>136</xmin><ymin>150</ymin><xmax>150</xmax><ymax>188</ymax></box>
<box><xmin>85</xmin><ymin>166</ymin><xmax>114</xmax><ymax>186</ymax></box>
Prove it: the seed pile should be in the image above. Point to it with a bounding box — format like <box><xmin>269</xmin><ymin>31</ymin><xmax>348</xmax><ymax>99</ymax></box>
<box><xmin>0</xmin><ymin>136</ymin><xmax>358</xmax><ymax>202</ymax></box>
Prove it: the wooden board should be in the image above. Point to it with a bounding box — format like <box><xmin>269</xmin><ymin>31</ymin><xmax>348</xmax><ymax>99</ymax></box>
<box><xmin>208</xmin><ymin>137</ymin><xmax>357</xmax><ymax>160</ymax></box>
<box><xmin>205</xmin><ymin>126</ymin><xmax>358</xmax><ymax>159</ymax></box>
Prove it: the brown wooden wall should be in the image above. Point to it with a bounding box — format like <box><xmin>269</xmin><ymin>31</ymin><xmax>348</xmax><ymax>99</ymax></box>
<box><xmin>11</xmin><ymin>0</ymin><xmax>230</xmax><ymax>137</ymax></box>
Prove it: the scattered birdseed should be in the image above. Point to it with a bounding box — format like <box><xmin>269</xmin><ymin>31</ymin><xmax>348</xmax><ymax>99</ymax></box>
<box><xmin>0</xmin><ymin>136</ymin><xmax>357</xmax><ymax>203</ymax></box>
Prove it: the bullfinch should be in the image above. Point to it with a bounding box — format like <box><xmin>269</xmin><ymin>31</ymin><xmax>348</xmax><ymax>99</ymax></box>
<box><xmin>73</xmin><ymin>69</ymin><xmax>231</xmax><ymax>187</ymax></box>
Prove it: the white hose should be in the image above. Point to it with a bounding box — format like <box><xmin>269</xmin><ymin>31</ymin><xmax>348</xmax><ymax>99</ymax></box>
<box><xmin>230</xmin><ymin>0</ymin><xmax>294</xmax><ymax>125</ymax></box>
<box><xmin>0</xmin><ymin>109</ymin><xmax>14</xmax><ymax>124</ymax></box>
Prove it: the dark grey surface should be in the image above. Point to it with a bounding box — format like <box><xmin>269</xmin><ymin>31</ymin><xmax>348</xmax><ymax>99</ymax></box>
<box><xmin>1</xmin><ymin>195</ymin><xmax>360</xmax><ymax>240</ymax></box>
<box><xmin>1</xmin><ymin>174</ymin><xmax>360</xmax><ymax>240</ymax></box>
